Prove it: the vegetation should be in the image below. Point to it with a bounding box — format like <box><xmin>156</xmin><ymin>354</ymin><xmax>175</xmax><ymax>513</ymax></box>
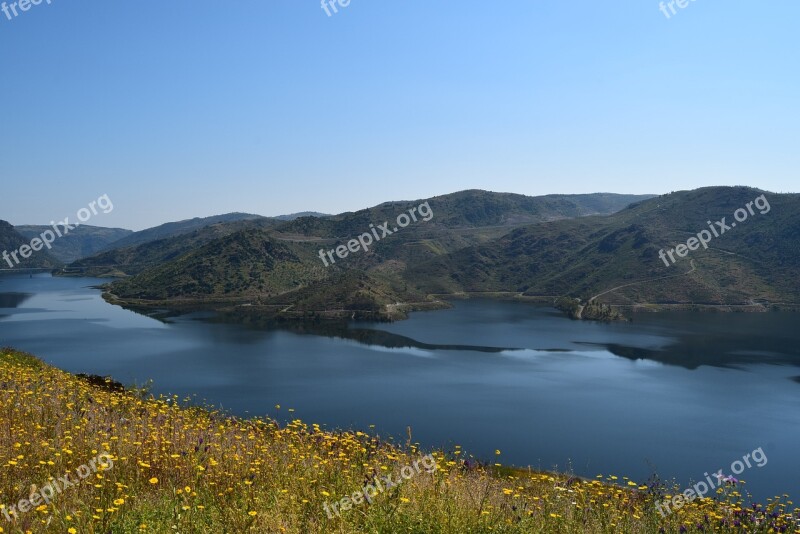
<box><xmin>104</xmin><ymin>213</ymin><xmax>268</xmax><ymax>251</ymax></box>
<box><xmin>14</xmin><ymin>225</ymin><xmax>132</xmax><ymax>264</ymax></box>
<box><xmin>55</xmin><ymin>187</ymin><xmax>800</xmax><ymax>322</ymax></box>
<box><xmin>553</xmin><ymin>298</ymin><xmax>627</xmax><ymax>321</ymax></box>
<box><xmin>0</xmin><ymin>221</ymin><xmax>60</xmax><ymax>270</ymax></box>
<box><xmin>84</xmin><ymin>191</ymin><xmax>657</xmax><ymax>318</ymax></box>
<box><xmin>1</xmin><ymin>349</ymin><xmax>796</xmax><ymax>533</ymax></box>
<box><xmin>409</xmin><ymin>187</ymin><xmax>800</xmax><ymax>310</ymax></box>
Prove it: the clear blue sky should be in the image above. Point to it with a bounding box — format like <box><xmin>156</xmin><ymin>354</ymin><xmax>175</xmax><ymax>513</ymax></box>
<box><xmin>1</xmin><ymin>0</ymin><xmax>798</xmax><ymax>230</ymax></box>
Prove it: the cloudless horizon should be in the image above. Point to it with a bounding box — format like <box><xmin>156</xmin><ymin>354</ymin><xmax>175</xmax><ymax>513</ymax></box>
<box><xmin>2</xmin><ymin>1</ymin><xmax>798</xmax><ymax>230</ymax></box>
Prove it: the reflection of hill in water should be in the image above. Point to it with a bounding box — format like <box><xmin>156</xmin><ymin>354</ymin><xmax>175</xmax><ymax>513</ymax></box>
<box><xmin>124</xmin><ymin>305</ymin><xmax>800</xmax><ymax>374</ymax></box>
<box><xmin>207</xmin><ymin>311</ymin><xmax>521</xmax><ymax>353</ymax></box>
<box><xmin>578</xmin><ymin>335</ymin><xmax>800</xmax><ymax>371</ymax></box>
<box><xmin>0</xmin><ymin>292</ymin><xmax>33</xmax><ymax>309</ymax></box>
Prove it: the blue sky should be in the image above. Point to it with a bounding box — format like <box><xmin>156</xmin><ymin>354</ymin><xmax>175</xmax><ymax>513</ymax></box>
<box><xmin>1</xmin><ymin>0</ymin><xmax>798</xmax><ymax>230</ymax></box>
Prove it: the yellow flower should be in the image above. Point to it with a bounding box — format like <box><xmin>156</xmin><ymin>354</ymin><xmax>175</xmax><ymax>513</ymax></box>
<box><xmin>113</xmin><ymin>499</ymin><xmax>125</xmax><ymax>506</ymax></box>
<box><xmin>248</xmin><ymin>511</ymin><xmax>257</xmax><ymax>517</ymax></box>
<box><xmin>68</xmin><ymin>529</ymin><xmax>77</xmax><ymax>534</ymax></box>
<box><xmin>149</xmin><ymin>477</ymin><xmax>159</xmax><ymax>485</ymax></box>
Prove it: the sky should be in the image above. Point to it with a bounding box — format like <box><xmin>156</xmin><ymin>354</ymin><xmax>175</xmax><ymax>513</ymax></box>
<box><xmin>1</xmin><ymin>0</ymin><xmax>798</xmax><ymax>230</ymax></box>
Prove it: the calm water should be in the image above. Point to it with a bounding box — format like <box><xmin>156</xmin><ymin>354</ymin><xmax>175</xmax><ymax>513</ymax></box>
<box><xmin>1</xmin><ymin>274</ymin><xmax>798</xmax><ymax>502</ymax></box>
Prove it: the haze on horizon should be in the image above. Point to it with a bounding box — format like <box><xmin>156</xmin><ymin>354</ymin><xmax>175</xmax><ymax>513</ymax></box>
<box><xmin>1</xmin><ymin>1</ymin><xmax>798</xmax><ymax>230</ymax></box>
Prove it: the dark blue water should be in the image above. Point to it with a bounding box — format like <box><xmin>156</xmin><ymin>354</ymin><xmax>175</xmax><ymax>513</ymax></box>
<box><xmin>1</xmin><ymin>273</ymin><xmax>798</xmax><ymax>502</ymax></box>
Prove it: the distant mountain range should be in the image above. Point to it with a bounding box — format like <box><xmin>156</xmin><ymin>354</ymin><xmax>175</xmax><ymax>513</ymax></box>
<box><xmin>15</xmin><ymin>225</ymin><xmax>133</xmax><ymax>264</ymax></box>
<box><xmin>7</xmin><ymin>187</ymin><xmax>797</xmax><ymax>322</ymax></box>
<box><xmin>1</xmin><ymin>212</ymin><xmax>328</xmax><ymax>270</ymax></box>
<box><xmin>103</xmin><ymin>213</ymin><xmax>266</xmax><ymax>250</ymax></box>
<box><xmin>73</xmin><ymin>190</ymin><xmax>664</xmax><ymax>318</ymax></box>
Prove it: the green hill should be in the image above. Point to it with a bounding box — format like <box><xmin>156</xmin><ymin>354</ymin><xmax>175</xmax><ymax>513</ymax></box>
<box><xmin>99</xmin><ymin>187</ymin><xmax>800</xmax><ymax>321</ymax></box>
<box><xmin>103</xmin><ymin>212</ymin><xmax>269</xmax><ymax>250</ymax></box>
<box><xmin>100</xmin><ymin>191</ymin><xmax>652</xmax><ymax>318</ymax></box>
<box><xmin>16</xmin><ymin>224</ymin><xmax>132</xmax><ymax>263</ymax></box>
<box><xmin>67</xmin><ymin>219</ymin><xmax>277</xmax><ymax>278</ymax></box>
<box><xmin>0</xmin><ymin>220</ymin><xmax>61</xmax><ymax>270</ymax></box>
<box><xmin>407</xmin><ymin>187</ymin><xmax>800</xmax><ymax>311</ymax></box>
<box><xmin>105</xmin><ymin>228</ymin><xmax>420</xmax><ymax>320</ymax></box>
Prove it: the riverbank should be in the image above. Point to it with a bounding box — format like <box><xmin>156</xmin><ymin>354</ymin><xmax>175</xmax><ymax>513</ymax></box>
<box><xmin>1</xmin><ymin>349</ymin><xmax>796</xmax><ymax>533</ymax></box>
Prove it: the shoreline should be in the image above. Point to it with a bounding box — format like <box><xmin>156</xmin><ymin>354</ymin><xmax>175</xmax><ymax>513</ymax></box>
<box><xmin>102</xmin><ymin>285</ymin><xmax>800</xmax><ymax>324</ymax></box>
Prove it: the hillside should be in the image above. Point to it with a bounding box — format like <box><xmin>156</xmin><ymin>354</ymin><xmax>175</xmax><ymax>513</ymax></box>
<box><xmin>275</xmin><ymin>190</ymin><xmax>653</xmax><ymax>237</ymax></box>
<box><xmin>407</xmin><ymin>187</ymin><xmax>800</xmax><ymax>311</ymax></box>
<box><xmin>105</xmin><ymin>226</ymin><xmax>426</xmax><ymax>320</ymax></box>
<box><xmin>103</xmin><ymin>212</ymin><xmax>269</xmax><ymax>250</ymax></box>
<box><xmin>100</xmin><ymin>187</ymin><xmax>800</xmax><ymax>320</ymax></box>
<box><xmin>1</xmin><ymin>349</ymin><xmax>793</xmax><ymax>533</ymax></box>
<box><xmin>0</xmin><ymin>220</ymin><xmax>61</xmax><ymax>270</ymax></box>
<box><xmin>67</xmin><ymin>219</ymin><xmax>276</xmax><ymax>277</ymax></box>
<box><xmin>100</xmin><ymin>191</ymin><xmax>651</xmax><ymax>318</ymax></box>
<box><xmin>269</xmin><ymin>191</ymin><xmax>655</xmax><ymax>272</ymax></box>
<box><xmin>15</xmin><ymin>224</ymin><xmax>132</xmax><ymax>263</ymax></box>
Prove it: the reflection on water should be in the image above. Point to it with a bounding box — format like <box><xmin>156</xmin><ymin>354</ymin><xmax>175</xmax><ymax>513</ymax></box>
<box><xmin>0</xmin><ymin>292</ymin><xmax>32</xmax><ymax>309</ymax></box>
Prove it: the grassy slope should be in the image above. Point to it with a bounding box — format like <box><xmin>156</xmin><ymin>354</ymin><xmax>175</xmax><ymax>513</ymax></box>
<box><xmin>109</xmin><ymin>229</ymin><xmax>328</xmax><ymax>301</ymax></box>
<box><xmin>68</xmin><ymin>220</ymin><xmax>278</xmax><ymax>278</ymax></box>
<box><xmin>105</xmin><ymin>229</ymin><xmax>423</xmax><ymax>320</ymax></box>
<box><xmin>1</xmin><ymin>349</ymin><xmax>795</xmax><ymax>534</ymax></box>
<box><xmin>408</xmin><ymin>187</ymin><xmax>800</xmax><ymax>307</ymax></box>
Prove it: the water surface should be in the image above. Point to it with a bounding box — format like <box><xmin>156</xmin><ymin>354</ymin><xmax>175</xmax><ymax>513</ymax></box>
<box><xmin>1</xmin><ymin>274</ymin><xmax>797</xmax><ymax>502</ymax></box>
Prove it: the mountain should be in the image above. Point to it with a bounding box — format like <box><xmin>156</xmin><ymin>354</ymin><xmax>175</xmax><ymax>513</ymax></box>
<box><xmin>275</xmin><ymin>191</ymin><xmax>654</xmax><ymax>237</ymax></box>
<box><xmin>0</xmin><ymin>220</ymin><xmax>60</xmax><ymax>270</ymax></box>
<box><xmin>104</xmin><ymin>226</ymin><xmax>425</xmax><ymax>319</ymax></box>
<box><xmin>108</xmin><ymin>186</ymin><xmax>798</xmax><ymax>321</ymax></box>
<box><xmin>102</xmin><ymin>213</ymin><xmax>268</xmax><ymax>250</ymax></box>
<box><xmin>100</xmin><ymin>191</ymin><xmax>655</xmax><ymax>319</ymax></box>
<box><xmin>108</xmin><ymin>229</ymin><xmax>326</xmax><ymax>301</ymax></box>
<box><xmin>15</xmin><ymin>225</ymin><xmax>132</xmax><ymax>263</ymax></box>
<box><xmin>407</xmin><ymin>187</ymin><xmax>800</xmax><ymax>312</ymax></box>
<box><xmin>74</xmin><ymin>191</ymin><xmax>650</xmax><ymax>278</ymax></box>
<box><xmin>269</xmin><ymin>191</ymin><xmax>656</xmax><ymax>271</ymax></box>
<box><xmin>66</xmin><ymin>219</ymin><xmax>277</xmax><ymax>277</ymax></box>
